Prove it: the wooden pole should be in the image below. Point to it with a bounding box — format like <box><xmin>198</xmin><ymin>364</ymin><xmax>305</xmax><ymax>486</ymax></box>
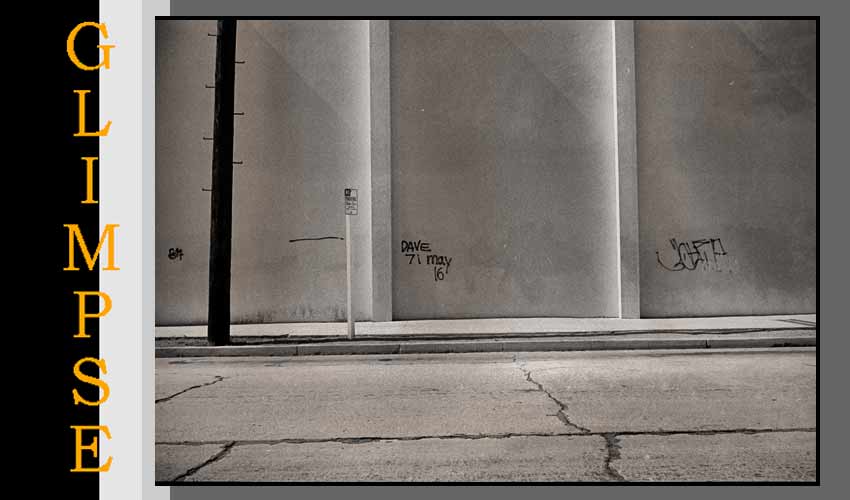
<box><xmin>207</xmin><ymin>19</ymin><xmax>237</xmax><ymax>346</ymax></box>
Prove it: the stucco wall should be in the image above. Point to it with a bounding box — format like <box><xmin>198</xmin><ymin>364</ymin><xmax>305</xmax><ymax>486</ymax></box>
<box><xmin>156</xmin><ymin>20</ymin><xmax>216</xmax><ymax>325</ymax></box>
<box><xmin>156</xmin><ymin>20</ymin><xmax>816</xmax><ymax>325</ymax></box>
<box><xmin>635</xmin><ymin>20</ymin><xmax>817</xmax><ymax>316</ymax></box>
<box><xmin>389</xmin><ymin>21</ymin><xmax>621</xmax><ymax>319</ymax></box>
<box><xmin>156</xmin><ymin>20</ymin><xmax>373</xmax><ymax>325</ymax></box>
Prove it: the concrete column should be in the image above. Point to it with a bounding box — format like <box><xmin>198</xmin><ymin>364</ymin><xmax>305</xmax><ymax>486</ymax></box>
<box><xmin>613</xmin><ymin>20</ymin><xmax>641</xmax><ymax>318</ymax></box>
<box><xmin>370</xmin><ymin>20</ymin><xmax>393</xmax><ymax>321</ymax></box>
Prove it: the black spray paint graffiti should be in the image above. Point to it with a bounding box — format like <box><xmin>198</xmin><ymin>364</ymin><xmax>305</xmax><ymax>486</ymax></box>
<box><xmin>656</xmin><ymin>238</ymin><xmax>728</xmax><ymax>272</ymax></box>
<box><xmin>168</xmin><ymin>248</ymin><xmax>184</xmax><ymax>261</ymax></box>
<box><xmin>401</xmin><ymin>239</ymin><xmax>453</xmax><ymax>281</ymax></box>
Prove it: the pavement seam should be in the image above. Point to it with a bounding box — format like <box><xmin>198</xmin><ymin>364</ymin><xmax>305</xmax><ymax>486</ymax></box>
<box><xmin>514</xmin><ymin>359</ymin><xmax>592</xmax><ymax>434</ymax></box>
<box><xmin>602</xmin><ymin>433</ymin><xmax>625</xmax><ymax>482</ymax></box>
<box><xmin>610</xmin><ymin>427</ymin><xmax>817</xmax><ymax>437</ymax></box>
<box><xmin>156</xmin><ymin>375</ymin><xmax>226</xmax><ymax>404</ymax></box>
<box><xmin>172</xmin><ymin>441</ymin><xmax>236</xmax><ymax>482</ymax></box>
<box><xmin>159</xmin><ymin>432</ymin><xmax>584</xmax><ymax>448</ymax></box>
<box><xmin>155</xmin><ymin>427</ymin><xmax>817</xmax><ymax>447</ymax></box>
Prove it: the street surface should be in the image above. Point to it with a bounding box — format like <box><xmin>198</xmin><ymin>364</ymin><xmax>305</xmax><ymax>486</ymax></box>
<box><xmin>156</xmin><ymin>348</ymin><xmax>816</xmax><ymax>482</ymax></box>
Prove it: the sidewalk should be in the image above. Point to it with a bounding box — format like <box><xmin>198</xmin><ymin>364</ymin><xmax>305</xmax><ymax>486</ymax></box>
<box><xmin>155</xmin><ymin>314</ymin><xmax>816</xmax><ymax>358</ymax></box>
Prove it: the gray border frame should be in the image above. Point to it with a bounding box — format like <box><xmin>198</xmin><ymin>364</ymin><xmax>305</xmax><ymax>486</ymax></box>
<box><xmin>153</xmin><ymin>1</ymin><xmax>845</xmax><ymax>499</ymax></box>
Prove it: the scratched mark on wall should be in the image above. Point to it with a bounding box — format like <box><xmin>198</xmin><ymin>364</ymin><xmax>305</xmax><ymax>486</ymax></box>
<box><xmin>401</xmin><ymin>239</ymin><xmax>453</xmax><ymax>282</ymax></box>
<box><xmin>656</xmin><ymin>238</ymin><xmax>729</xmax><ymax>272</ymax></box>
<box><xmin>289</xmin><ymin>236</ymin><xmax>344</xmax><ymax>243</ymax></box>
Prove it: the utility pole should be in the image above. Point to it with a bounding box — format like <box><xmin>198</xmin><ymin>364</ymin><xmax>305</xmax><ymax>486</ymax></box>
<box><xmin>207</xmin><ymin>19</ymin><xmax>237</xmax><ymax>346</ymax></box>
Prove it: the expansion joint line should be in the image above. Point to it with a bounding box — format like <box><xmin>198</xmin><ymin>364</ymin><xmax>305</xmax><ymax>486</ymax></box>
<box><xmin>157</xmin><ymin>427</ymin><xmax>816</xmax><ymax>449</ymax></box>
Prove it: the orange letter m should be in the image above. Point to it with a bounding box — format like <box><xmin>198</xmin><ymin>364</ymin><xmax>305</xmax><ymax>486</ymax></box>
<box><xmin>64</xmin><ymin>224</ymin><xmax>120</xmax><ymax>271</ymax></box>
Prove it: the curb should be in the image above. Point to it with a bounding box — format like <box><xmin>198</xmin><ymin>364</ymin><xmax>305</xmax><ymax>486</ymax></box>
<box><xmin>155</xmin><ymin>335</ymin><xmax>816</xmax><ymax>358</ymax></box>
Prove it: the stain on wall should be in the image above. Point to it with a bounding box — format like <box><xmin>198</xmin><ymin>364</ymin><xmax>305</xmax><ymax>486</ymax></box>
<box><xmin>636</xmin><ymin>20</ymin><xmax>816</xmax><ymax>316</ymax></box>
<box><xmin>390</xmin><ymin>20</ymin><xmax>621</xmax><ymax>319</ymax></box>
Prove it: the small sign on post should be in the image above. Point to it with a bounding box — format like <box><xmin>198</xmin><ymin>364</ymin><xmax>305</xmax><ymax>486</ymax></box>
<box><xmin>345</xmin><ymin>188</ymin><xmax>358</xmax><ymax>215</ymax></box>
<box><xmin>344</xmin><ymin>188</ymin><xmax>357</xmax><ymax>339</ymax></box>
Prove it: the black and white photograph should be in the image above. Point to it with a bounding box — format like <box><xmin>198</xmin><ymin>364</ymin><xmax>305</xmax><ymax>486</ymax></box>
<box><xmin>154</xmin><ymin>19</ymin><xmax>817</xmax><ymax>483</ymax></box>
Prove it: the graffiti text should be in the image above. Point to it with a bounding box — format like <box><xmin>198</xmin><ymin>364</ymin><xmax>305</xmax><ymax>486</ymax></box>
<box><xmin>168</xmin><ymin>248</ymin><xmax>184</xmax><ymax>261</ymax></box>
<box><xmin>400</xmin><ymin>239</ymin><xmax>453</xmax><ymax>281</ymax></box>
<box><xmin>656</xmin><ymin>237</ymin><xmax>728</xmax><ymax>272</ymax></box>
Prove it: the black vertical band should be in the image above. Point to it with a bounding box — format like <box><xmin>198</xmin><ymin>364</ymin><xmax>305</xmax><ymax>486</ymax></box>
<box><xmin>208</xmin><ymin>19</ymin><xmax>237</xmax><ymax>346</ymax></box>
<box><xmin>51</xmin><ymin>1</ymin><xmax>101</xmax><ymax>495</ymax></box>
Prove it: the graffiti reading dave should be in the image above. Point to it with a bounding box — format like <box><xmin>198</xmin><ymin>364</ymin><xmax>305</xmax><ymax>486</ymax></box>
<box><xmin>656</xmin><ymin>237</ymin><xmax>728</xmax><ymax>272</ymax></box>
<box><xmin>401</xmin><ymin>239</ymin><xmax>453</xmax><ymax>281</ymax></box>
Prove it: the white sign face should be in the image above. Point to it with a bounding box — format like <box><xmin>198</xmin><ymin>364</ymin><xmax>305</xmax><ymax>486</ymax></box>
<box><xmin>344</xmin><ymin>188</ymin><xmax>358</xmax><ymax>215</ymax></box>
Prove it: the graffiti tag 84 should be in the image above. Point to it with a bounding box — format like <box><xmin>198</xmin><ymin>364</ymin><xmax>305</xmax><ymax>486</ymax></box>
<box><xmin>168</xmin><ymin>248</ymin><xmax>184</xmax><ymax>261</ymax></box>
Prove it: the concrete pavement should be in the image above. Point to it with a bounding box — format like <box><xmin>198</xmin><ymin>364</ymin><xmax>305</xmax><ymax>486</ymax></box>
<box><xmin>155</xmin><ymin>348</ymin><xmax>816</xmax><ymax>482</ymax></box>
<box><xmin>155</xmin><ymin>313</ymin><xmax>817</xmax><ymax>338</ymax></box>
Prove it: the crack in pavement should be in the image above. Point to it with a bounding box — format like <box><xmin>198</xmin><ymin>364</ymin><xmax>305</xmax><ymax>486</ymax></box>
<box><xmin>157</xmin><ymin>427</ymin><xmax>816</xmax><ymax>482</ymax></box>
<box><xmin>158</xmin><ymin>431</ymin><xmax>584</xmax><ymax>447</ymax></box>
<box><xmin>172</xmin><ymin>441</ymin><xmax>236</xmax><ymax>482</ymax></box>
<box><xmin>156</xmin><ymin>376</ymin><xmax>226</xmax><ymax>404</ymax></box>
<box><xmin>610</xmin><ymin>427</ymin><xmax>817</xmax><ymax>437</ymax></box>
<box><xmin>156</xmin><ymin>427</ymin><xmax>817</xmax><ymax>448</ymax></box>
<box><xmin>603</xmin><ymin>433</ymin><xmax>625</xmax><ymax>481</ymax></box>
<box><xmin>513</xmin><ymin>358</ymin><xmax>591</xmax><ymax>434</ymax></box>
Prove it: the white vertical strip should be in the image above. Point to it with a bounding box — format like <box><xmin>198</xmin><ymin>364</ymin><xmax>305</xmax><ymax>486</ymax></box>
<box><xmin>100</xmin><ymin>0</ymin><xmax>170</xmax><ymax>499</ymax></box>
<box><xmin>369</xmin><ymin>20</ymin><xmax>392</xmax><ymax>321</ymax></box>
<box><xmin>142</xmin><ymin>2</ymin><xmax>171</xmax><ymax>498</ymax></box>
<box><xmin>98</xmin><ymin>0</ymin><xmax>141</xmax><ymax>495</ymax></box>
<box><xmin>364</xmin><ymin>20</ymin><xmax>374</xmax><ymax>322</ymax></box>
<box><xmin>611</xmin><ymin>20</ymin><xmax>623</xmax><ymax>318</ymax></box>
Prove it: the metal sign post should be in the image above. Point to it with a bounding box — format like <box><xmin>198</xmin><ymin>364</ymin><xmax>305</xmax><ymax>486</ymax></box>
<box><xmin>344</xmin><ymin>189</ymin><xmax>358</xmax><ymax>339</ymax></box>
